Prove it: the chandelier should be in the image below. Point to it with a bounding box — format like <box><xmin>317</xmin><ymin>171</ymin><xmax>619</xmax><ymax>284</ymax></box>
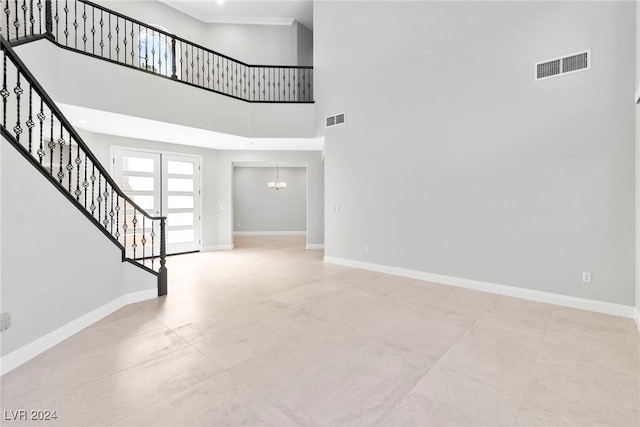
<box><xmin>268</xmin><ymin>164</ymin><xmax>287</xmax><ymax>190</ymax></box>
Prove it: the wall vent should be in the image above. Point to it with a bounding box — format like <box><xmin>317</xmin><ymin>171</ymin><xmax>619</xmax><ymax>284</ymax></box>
<box><xmin>326</xmin><ymin>112</ymin><xmax>346</xmax><ymax>128</ymax></box>
<box><xmin>535</xmin><ymin>50</ymin><xmax>590</xmax><ymax>81</ymax></box>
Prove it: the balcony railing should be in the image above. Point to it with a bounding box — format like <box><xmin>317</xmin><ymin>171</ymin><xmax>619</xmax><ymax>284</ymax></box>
<box><xmin>3</xmin><ymin>0</ymin><xmax>314</xmax><ymax>103</ymax></box>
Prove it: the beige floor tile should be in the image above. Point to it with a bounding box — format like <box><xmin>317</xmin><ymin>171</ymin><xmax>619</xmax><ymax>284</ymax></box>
<box><xmin>383</xmin><ymin>364</ymin><xmax>520</xmax><ymax>426</ymax></box>
<box><xmin>111</xmin><ymin>372</ymin><xmax>285</xmax><ymax>427</ymax></box>
<box><xmin>1</xmin><ymin>328</ymin><xmax>188</xmax><ymax>409</ymax></box>
<box><xmin>546</xmin><ymin>306</ymin><xmax>628</xmax><ymax>347</ymax></box>
<box><xmin>171</xmin><ymin>300</ymin><xmax>285</xmax><ymax>344</ymax></box>
<box><xmin>292</xmin><ymin>287</ymin><xmax>415</xmax><ymax>337</ymax></box>
<box><xmin>4</xmin><ymin>347</ymin><xmax>221</xmax><ymax>426</ymax></box>
<box><xmin>227</xmin><ymin>323</ymin><xmax>368</xmax><ymax>403</ymax></box>
<box><xmin>192</xmin><ymin>311</ymin><xmax>326</xmax><ymax>369</ymax></box>
<box><xmin>476</xmin><ymin>295</ymin><xmax>553</xmax><ymax>338</ymax></box>
<box><xmin>353</xmin><ymin>273</ymin><xmax>417</xmax><ymax>296</ymax></box>
<box><xmin>422</xmin><ymin>287</ymin><xmax>498</xmax><ymax>320</ymax></box>
<box><xmin>272</xmin><ymin>340</ymin><xmax>431</xmax><ymax>426</ymax></box>
<box><xmin>370</xmin><ymin>307</ymin><xmax>473</xmax><ymax>368</ymax></box>
<box><xmin>385</xmin><ymin>280</ymin><xmax>452</xmax><ymax>309</ymax></box>
<box><xmin>437</xmin><ymin>323</ymin><xmax>542</xmax><ymax>397</ymax></box>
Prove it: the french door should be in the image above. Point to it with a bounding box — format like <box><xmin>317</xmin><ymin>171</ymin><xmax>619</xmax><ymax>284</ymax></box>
<box><xmin>113</xmin><ymin>148</ymin><xmax>201</xmax><ymax>255</ymax></box>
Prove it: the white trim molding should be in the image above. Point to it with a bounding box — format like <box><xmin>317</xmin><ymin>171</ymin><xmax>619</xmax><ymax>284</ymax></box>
<box><xmin>233</xmin><ymin>231</ymin><xmax>306</xmax><ymax>236</ymax></box>
<box><xmin>201</xmin><ymin>245</ymin><xmax>234</xmax><ymax>252</ymax></box>
<box><xmin>0</xmin><ymin>289</ymin><xmax>156</xmax><ymax>376</ymax></box>
<box><xmin>634</xmin><ymin>308</ymin><xmax>640</xmax><ymax>333</ymax></box>
<box><xmin>324</xmin><ymin>257</ymin><xmax>636</xmax><ymax>319</ymax></box>
<box><xmin>306</xmin><ymin>243</ymin><xmax>325</xmax><ymax>250</ymax></box>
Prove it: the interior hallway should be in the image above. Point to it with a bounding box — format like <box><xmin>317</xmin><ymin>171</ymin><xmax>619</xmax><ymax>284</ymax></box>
<box><xmin>1</xmin><ymin>236</ymin><xmax>638</xmax><ymax>426</ymax></box>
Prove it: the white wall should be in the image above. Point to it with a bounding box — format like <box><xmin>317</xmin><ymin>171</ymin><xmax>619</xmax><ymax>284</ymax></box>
<box><xmin>316</xmin><ymin>1</ymin><xmax>635</xmax><ymax>306</ymax></box>
<box><xmin>297</xmin><ymin>23</ymin><xmax>313</xmax><ymax>67</ymax></box>
<box><xmin>233</xmin><ymin>167</ymin><xmax>307</xmax><ymax>233</ymax></box>
<box><xmin>77</xmin><ymin>132</ymin><xmax>324</xmax><ymax>249</ymax></box>
<box><xmin>94</xmin><ymin>0</ymin><xmax>309</xmax><ymax>67</ymax></box>
<box><xmin>0</xmin><ymin>140</ymin><xmax>156</xmax><ymax>360</ymax></box>
<box><xmin>205</xmin><ymin>23</ymin><xmax>298</xmax><ymax>66</ymax></box>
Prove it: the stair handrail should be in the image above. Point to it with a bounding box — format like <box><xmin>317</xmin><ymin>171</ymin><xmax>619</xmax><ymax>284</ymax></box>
<box><xmin>0</xmin><ymin>34</ymin><xmax>167</xmax><ymax>295</ymax></box>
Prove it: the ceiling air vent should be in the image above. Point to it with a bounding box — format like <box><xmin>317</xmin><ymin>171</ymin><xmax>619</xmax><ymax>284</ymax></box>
<box><xmin>326</xmin><ymin>112</ymin><xmax>346</xmax><ymax>128</ymax></box>
<box><xmin>535</xmin><ymin>49</ymin><xmax>590</xmax><ymax>81</ymax></box>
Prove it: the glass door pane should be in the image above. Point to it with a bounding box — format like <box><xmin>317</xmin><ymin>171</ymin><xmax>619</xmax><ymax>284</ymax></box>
<box><xmin>112</xmin><ymin>149</ymin><xmax>162</xmax><ymax>259</ymax></box>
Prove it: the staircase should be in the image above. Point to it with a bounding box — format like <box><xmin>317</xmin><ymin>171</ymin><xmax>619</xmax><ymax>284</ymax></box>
<box><xmin>1</xmin><ymin>34</ymin><xmax>168</xmax><ymax>294</ymax></box>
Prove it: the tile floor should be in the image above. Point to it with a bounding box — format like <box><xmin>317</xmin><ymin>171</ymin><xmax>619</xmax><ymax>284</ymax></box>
<box><xmin>1</xmin><ymin>236</ymin><xmax>639</xmax><ymax>426</ymax></box>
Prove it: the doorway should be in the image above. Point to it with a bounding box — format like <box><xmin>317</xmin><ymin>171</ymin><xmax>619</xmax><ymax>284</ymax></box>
<box><xmin>112</xmin><ymin>148</ymin><xmax>201</xmax><ymax>254</ymax></box>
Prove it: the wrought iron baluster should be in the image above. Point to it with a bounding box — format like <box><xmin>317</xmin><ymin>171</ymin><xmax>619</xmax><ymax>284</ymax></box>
<box><xmin>90</xmin><ymin>163</ymin><xmax>96</xmax><ymax>217</ymax></box>
<box><xmin>132</xmin><ymin>209</ymin><xmax>137</xmax><ymax>259</ymax></box>
<box><xmin>83</xmin><ymin>151</ymin><xmax>88</xmax><ymax>208</ymax></box>
<box><xmin>37</xmin><ymin>0</ymin><xmax>42</xmax><ymax>34</ymax></box>
<box><xmin>144</xmin><ymin>26</ymin><xmax>148</xmax><ymax>70</ymax></box>
<box><xmin>82</xmin><ymin>1</ymin><xmax>86</xmax><ymax>51</ymax></box>
<box><xmin>99</xmin><ymin>9</ymin><xmax>103</xmax><ymax>56</ymax></box>
<box><xmin>21</xmin><ymin>0</ymin><xmax>26</xmax><ymax>39</ymax></box>
<box><xmin>27</xmin><ymin>83</ymin><xmax>33</xmax><ymax>153</ymax></box>
<box><xmin>66</xmin><ymin>131</ymin><xmax>72</xmax><ymax>191</ymax></box>
<box><xmin>159</xmin><ymin>217</ymin><xmax>167</xmax><ymax>295</ymax></box>
<box><xmin>29</xmin><ymin>0</ymin><xmax>34</xmax><ymax>37</ymax></box>
<box><xmin>195</xmin><ymin>47</ymin><xmax>200</xmax><ymax>86</ymax></box>
<box><xmin>4</xmin><ymin>1</ymin><xmax>10</xmax><ymax>40</ymax></box>
<box><xmin>103</xmin><ymin>182</ymin><xmax>108</xmax><ymax>229</ymax></box>
<box><xmin>37</xmin><ymin>98</ymin><xmax>44</xmax><ymax>163</ymax></box>
<box><xmin>109</xmin><ymin>187</ymin><xmax>114</xmax><ymax>234</ymax></box>
<box><xmin>142</xmin><ymin>215</ymin><xmax>146</xmax><ymax>264</ymax></box>
<box><xmin>151</xmin><ymin>217</ymin><xmax>155</xmax><ymax>269</ymax></box>
<box><xmin>74</xmin><ymin>141</ymin><xmax>81</xmax><ymax>200</ymax></box>
<box><xmin>63</xmin><ymin>0</ymin><xmax>68</xmax><ymax>45</ymax></box>
<box><xmin>122</xmin><ymin>19</ymin><xmax>126</xmax><ymax>64</ymax></box>
<box><xmin>151</xmin><ymin>29</ymin><xmax>155</xmax><ymax>72</ymax></box>
<box><xmin>115</xmin><ymin>195</ymin><xmax>120</xmax><ymax>244</ymax></box>
<box><xmin>2</xmin><ymin>53</ymin><xmax>8</xmax><ymax>128</ymax></box>
<box><xmin>91</xmin><ymin>6</ymin><xmax>94</xmax><ymax>54</ymax></box>
<box><xmin>14</xmin><ymin>70</ymin><xmax>22</xmax><ymax>144</ymax></box>
<box><xmin>57</xmin><ymin>125</ymin><xmax>64</xmax><ymax>184</ymax></box>
<box><xmin>190</xmin><ymin>43</ymin><xmax>194</xmax><ymax>84</ymax></box>
<box><xmin>72</xmin><ymin>0</ymin><xmax>77</xmax><ymax>48</ymax></box>
<box><xmin>48</xmin><ymin>110</ymin><xmax>53</xmax><ymax>173</ymax></box>
<box><xmin>130</xmin><ymin>23</ymin><xmax>134</xmax><ymax>66</ymax></box>
<box><xmin>97</xmin><ymin>172</ymin><xmax>102</xmax><ymax>223</ymax></box>
<box><xmin>170</xmin><ymin>36</ymin><xmax>176</xmax><ymax>79</ymax></box>
<box><xmin>115</xmin><ymin>15</ymin><xmax>119</xmax><ymax>62</ymax></box>
<box><xmin>123</xmin><ymin>199</ymin><xmax>127</xmax><ymax>250</ymax></box>
<box><xmin>53</xmin><ymin>0</ymin><xmax>58</xmax><ymax>41</ymax></box>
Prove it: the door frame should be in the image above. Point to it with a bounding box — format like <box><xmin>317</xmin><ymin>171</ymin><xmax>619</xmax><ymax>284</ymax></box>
<box><xmin>110</xmin><ymin>145</ymin><xmax>203</xmax><ymax>253</ymax></box>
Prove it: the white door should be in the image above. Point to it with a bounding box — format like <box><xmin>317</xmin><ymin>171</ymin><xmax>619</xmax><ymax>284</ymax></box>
<box><xmin>162</xmin><ymin>154</ymin><xmax>201</xmax><ymax>254</ymax></box>
<box><xmin>113</xmin><ymin>149</ymin><xmax>201</xmax><ymax>255</ymax></box>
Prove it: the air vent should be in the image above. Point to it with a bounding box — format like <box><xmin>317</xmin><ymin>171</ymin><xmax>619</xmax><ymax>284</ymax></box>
<box><xmin>325</xmin><ymin>112</ymin><xmax>346</xmax><ymax>128</ymax></box>
<box><xmin>535</xmin><ymin>50</ymin><xmax>590</xmax><ymax>81</ymax></box>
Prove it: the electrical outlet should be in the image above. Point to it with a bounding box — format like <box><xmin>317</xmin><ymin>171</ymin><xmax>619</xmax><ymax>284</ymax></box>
<box><xmin>0</xmin><ymin>313</ymin><xmax>11</xmax><ymax>332</ymax></box>
<box><xmin>582</xmin><ymin>272</ymin><xmax>592</xmax><ymax>283</ymax></box>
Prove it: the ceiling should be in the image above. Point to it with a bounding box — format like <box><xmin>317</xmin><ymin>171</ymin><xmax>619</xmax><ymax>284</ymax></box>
<box><xmin>157</xmin><ymin>0</ymin><xmax>313</xmax><ymax>29</ymax></box>
<box><xmin>59</xmin><ymin>103</ymin><xmax>324</xmax><ymax>151</ymax></box>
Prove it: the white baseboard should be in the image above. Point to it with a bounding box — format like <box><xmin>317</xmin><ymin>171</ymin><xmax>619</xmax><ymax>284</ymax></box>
<box><xmin>0</xmin><ymin>289</ymin><xmax>157</xmax><ymax>376</ymax></box>
<box><xmin>324</xmin><ymin>256</ymin><xmax>635</xmax><ymax>319</ymax></box>
<box><xmin>201</xmin><ymin>245</ymin><xmax>234</xmax><ymax>252</ymax></box>
<box><xmin>635</xmin><ymin>308</ymin><xmax>640</xmax><ymax>333</ymax></box>
<box><xmin>233</xmin><ymin>231</ymin><xmax>306</xmax><ymax>236</ymax></box>
<box><xmin>306</xmin><ymin>244</ymin><xmax>325</xmax><ymax>250</ymax></box>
